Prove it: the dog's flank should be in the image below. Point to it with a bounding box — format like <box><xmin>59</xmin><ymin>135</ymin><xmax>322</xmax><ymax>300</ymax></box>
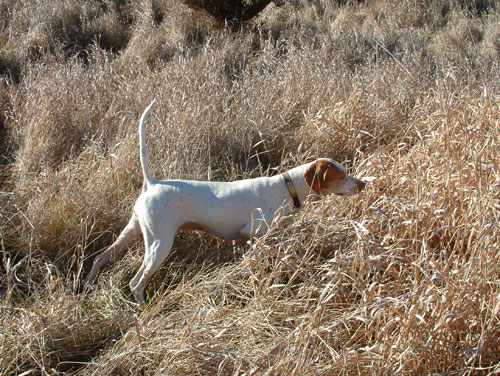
<box><xmin>83</xmin><ymin>101</ymin><xmax>366</xmax><ymax>304</ymax></box>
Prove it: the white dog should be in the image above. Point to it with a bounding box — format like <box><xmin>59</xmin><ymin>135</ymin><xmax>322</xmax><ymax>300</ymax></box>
<box><xmin>84</xmin><ymin>101</ymin><xmax>366</xmax><ymax>303</ymax></box>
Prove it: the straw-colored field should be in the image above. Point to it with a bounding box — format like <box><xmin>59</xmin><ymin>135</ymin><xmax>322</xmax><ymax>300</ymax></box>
<box><xmin>1</xmin><ymin>0</ymin><xmax>499</xmax><ymax>374</ymax></box>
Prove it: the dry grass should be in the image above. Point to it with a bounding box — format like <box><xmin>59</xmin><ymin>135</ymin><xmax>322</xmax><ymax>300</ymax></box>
<box><xmin>1</xmin><ymin>0</ymin><xmax>500</xmax><ymax>374</ymax></box>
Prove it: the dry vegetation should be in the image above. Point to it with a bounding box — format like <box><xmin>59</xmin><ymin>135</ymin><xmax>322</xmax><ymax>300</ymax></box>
<box><xmin>1</xmin><ymin>0</ymin><xmax>500</xmax><ymax>374</ymax></box>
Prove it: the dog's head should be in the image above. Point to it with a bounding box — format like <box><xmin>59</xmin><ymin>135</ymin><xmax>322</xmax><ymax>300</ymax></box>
<box><xmin>303</xmin><ymin>158</ymin><xmax>365</xmax><ymax>196</ymax></box>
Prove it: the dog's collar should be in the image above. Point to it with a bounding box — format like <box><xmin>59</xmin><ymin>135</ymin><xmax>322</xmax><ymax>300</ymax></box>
<box><xmin>282</xmin><ymin>171</ymin><xmax>301</xmax><ymax>209</ymax></box>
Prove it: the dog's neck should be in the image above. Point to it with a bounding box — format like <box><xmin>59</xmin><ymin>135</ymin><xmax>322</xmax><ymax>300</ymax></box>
<box><xmin>282</xmin><ymin>171</ymin><xmax>301</xmax><ymax>208</ymax></box>
<box><xmin>284</xmin><ymin>162</ymin><xmax>319</xmax><ymax>206</ymax></box>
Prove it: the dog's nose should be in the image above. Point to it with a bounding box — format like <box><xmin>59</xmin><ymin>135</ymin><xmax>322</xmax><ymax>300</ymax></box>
<box><xmin>357</xmin><ymin>180</ymin><xmax>366</xmax><ymax>192</ymax></box>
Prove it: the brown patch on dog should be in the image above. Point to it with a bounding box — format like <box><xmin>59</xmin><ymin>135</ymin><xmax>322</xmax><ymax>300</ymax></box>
<box><xmin>178</xmin><ymin>222</ymin><xmax>239</xmax><ymax>245</ymax></box>
<box><xmin>179</xmin><ymin>221</ymin><xmax>211</xmax><ymax>233</ymax></box>
<box><xmin>304</xmin><ymin>160</ymin><xmax>346</xmax><ymax>194</ymax></box>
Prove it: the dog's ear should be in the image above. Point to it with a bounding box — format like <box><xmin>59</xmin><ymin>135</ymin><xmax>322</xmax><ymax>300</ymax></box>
<box><xmin>304</xmin><ymin>160</ymin><xmax>330</xmax><ymax>194</ymax></box>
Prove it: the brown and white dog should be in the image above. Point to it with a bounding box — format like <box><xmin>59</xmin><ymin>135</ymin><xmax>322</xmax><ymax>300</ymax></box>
<box><xmin>84</xmin><ymin>101</ymin><xmax>365</xmax><ymax>304</ymax></box>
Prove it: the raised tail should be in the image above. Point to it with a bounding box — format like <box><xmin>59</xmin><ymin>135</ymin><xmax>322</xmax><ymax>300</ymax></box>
<box><xmin>139</xmin><ymin>100</ymin><xmax>156</xmax><ymax>190</ymax></box>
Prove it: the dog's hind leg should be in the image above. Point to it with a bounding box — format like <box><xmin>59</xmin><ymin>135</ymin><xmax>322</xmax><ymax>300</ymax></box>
<box><xmin>129</xmin><ymin>228</ymin><xmax>175</xmax><ymax>304</ymax></box>
<box><xmin>83</xmin><ymin>213</ymin><xmax>141</xmax><ymax>285</ymax></box>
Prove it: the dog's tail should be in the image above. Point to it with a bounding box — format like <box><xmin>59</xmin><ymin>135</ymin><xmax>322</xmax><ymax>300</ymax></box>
<box><xmin>139</xmin><ymin>100</ymin><xmax>156</xmax><ymax>190</ymax></box>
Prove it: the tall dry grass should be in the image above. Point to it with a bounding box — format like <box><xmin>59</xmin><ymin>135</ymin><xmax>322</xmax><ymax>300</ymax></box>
<box><xmin>1</xmin><ymin>0</ymin><xmax>499</xmax><ymax>374</ymax></box>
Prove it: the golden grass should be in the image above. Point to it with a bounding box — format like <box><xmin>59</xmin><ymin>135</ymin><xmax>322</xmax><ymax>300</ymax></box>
<box><xmin>1</xmin><ymin>0</ymin><xmax>499</xmax><ymax>374</ymax></box>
